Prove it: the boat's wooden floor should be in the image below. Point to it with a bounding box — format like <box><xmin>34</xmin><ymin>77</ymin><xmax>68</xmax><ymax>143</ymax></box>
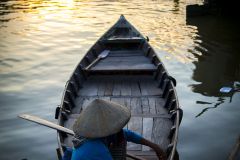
<box><xmin>90</xmin><ymin>50</ymin><xmax>156</xmax><ymax>71</ymax></box>
<box><xmin>62</xmin><ymin>75</ymin><xmax>172</xmax><ymax>159</ymax></box>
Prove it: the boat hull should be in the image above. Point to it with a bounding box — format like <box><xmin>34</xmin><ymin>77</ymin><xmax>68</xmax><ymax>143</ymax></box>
<box><xmin>56</xmin><ymin>15</ymin><xmax>182</xmax><ymax>160</ymax></box>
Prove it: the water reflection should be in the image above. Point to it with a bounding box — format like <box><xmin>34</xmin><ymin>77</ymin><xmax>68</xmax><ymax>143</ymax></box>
<box><xmin>187</xmin><ymin>16</ymin><xmax>240</xmax><ymax>98</ymax></box>
<box><xmin>186</xmin><ymin>16</ymin><xmax>240</xmax><ymax>118</ymax></box>
<box><xmin>195</xmin><ymin>97</ymin><xmax>225</xmax><ymax>117</ymax></box>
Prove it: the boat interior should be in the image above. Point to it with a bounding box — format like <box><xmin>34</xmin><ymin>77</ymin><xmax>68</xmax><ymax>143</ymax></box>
<box><xmin>57</xmin><ymin>16</ymin><xmax>181</xmax><ymax>160</ymax></box>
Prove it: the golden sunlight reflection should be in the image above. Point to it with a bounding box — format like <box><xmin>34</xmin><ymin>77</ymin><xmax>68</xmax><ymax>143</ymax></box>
<box><xmin>0</xmin><ymin>0</ymin><xmax>200</xmax><ymax>78</ymax></box>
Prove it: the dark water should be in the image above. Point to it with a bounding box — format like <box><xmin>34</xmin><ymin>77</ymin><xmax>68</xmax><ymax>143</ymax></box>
<box><xmin>0</xmin><ymin>0</ymin><xmax>239</xmax><ymax>160</ymax></box>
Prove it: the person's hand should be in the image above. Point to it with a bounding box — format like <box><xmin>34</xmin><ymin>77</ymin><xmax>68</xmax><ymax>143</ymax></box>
<box><xmin>139</xmin><ymin>137</ymin><xmax>167</xmax><ymax>160</ymax></box>
<box><xmin>152</xmin><ymin>144</ymin><xmax>167</xmax><ymax>160</ymax></box>
<box><xmin>156</xmin><ymin>151</ymin><xmax>167</xmax><ymax>160</ymax></box>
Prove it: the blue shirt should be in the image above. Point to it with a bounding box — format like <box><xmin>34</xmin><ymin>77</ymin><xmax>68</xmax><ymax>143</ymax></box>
<box><xmin>63</xmin><ymin>129</ymin><xmax>142</xmax><ymax>160</ymax></box>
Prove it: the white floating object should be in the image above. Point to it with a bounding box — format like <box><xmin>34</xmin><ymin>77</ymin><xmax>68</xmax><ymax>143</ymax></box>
<box><xmin>220</xmin><ymin>87</ymin><xmax>232</xmax><ymax>93</ymax></box>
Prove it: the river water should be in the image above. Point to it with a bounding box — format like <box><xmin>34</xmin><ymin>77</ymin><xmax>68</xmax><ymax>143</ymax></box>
<box><xmin>0</xmin><ymin>0</ymin><xmax>239</xmax><ymax>159</ymax></box>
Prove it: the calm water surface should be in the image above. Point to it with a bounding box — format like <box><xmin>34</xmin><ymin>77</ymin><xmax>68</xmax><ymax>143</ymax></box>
<box><xmin>0</xmin><ymin>0</ymin><xmax>239</xmax><ymax>159</ymax></box>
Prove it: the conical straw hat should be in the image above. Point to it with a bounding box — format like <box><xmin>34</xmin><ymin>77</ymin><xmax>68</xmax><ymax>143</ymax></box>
<box><xmin>73</xmin><ymin>99</ymin><xmax>131</xmax><ymax>138</ymax></box>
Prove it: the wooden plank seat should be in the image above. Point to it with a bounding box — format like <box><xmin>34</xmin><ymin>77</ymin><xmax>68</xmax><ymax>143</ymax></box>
<box><xmin>108</xmin><ymin>50</ymin><xmax>144</xmax><ymax>57</ymax></box>
<box><xmin>86</xmin><ymin>50</ymin><xmax>157</xmax><ymax>73</ymax></box>
<box><xmin>101</xmin><ymin>37</ymin><xmax>144</xmax><ymax>44</ymax></box>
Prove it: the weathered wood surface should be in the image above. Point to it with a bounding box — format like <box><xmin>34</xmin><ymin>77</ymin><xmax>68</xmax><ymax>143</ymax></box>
<box><xmin>90</xmin><ymin>52</ymin><xmax>157</xmax><ymax>71</ymax></box>
<box><xmin>77</xmin><ymin>75</ymin><xmax>162</xmax><ymax>97</ymax></box>
<box><xmin>109</xmin><ymin>50</ymin><xmax>143</xmax><ymax>54</ymax></box>
<box><xmin>127</xmin><ymin>98</ymin><xmax>143</xmax><ymax>150</ymax></box>
<box><xmin>152</xmin><ymin>117</ymin><xmax>172</xmax><ymax>151</ymax></box>
<box><xmin>103</xmin><ymin>39</ymin><xmax>143</xmax><ymax>44</ymax></box>
<box><xmin>62</xmin><ymin>96</ymin><xmax>171</xmax><ymax>153</ymax></box>
<box><xmin>97</xmin><ymin>79</ymin><xmax>106</xmax><ymax>96</ymax></box>
<box><xmin>18</xmin><ymin>114</ymin><xmax>74</xmax><ymax>136</ymax></box>
<box><xmin>130</xmin><ymin>81</ymin><xmax>141</xmax><ymax>96</ymax></box>
<box><xmin>72</xmin><ymin>97</ymin><xmax>83</xmax><ymax>114</ymax></box>
<box><xmin>122</xmin><ymin>80</ymin><xmax>132</xmax><ymax>96</ymax></box>
<box><xmin>142</xmin><ymin>118</ymin><xmax>153</xmax><ymax>151</ymax></box>
<box><xmin>78</xmin><ymin>78</ymin><xmax>98</xmax><ymax>96</ymax></box>
<box><xmin>127</xmin><ymin>117</ymin><xmax>143</xmax><ymax>150</ymax></box>
<box><xmin>91</xmin><ymin>62</ymin><xmax>156</xmax><ymax>71</ymax></box>
<box><xmin>61</xmin><ymin>75</ymin><xmax>172</xmax><ymax>155</ymax></box>
<box><xmin>102</xmin><ymin>56</ymin><xmax>150</xmax><ymax>62</ymax></box>
<box><xmin>109</xmin><ymin>50</ymin><xmax>143</xmax><ymax>57</ymax></box>
<box><xmin>112</xmin><ymin>79</ymin><xmax>122</xmax><ymax>96</ymax></box>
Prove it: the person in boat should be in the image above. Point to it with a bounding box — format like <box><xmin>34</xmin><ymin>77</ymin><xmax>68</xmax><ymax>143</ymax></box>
<box><xmin>63</xmin><ymin>99</ymin><xmax>167</xmax><ymax>160</ymax></box>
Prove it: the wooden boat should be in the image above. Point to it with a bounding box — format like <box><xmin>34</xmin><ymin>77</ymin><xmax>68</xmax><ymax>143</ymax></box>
<box><xmin>55</xmin><ymin>15</ymin><xmax>182</xmax><ymax>160</ymax></box>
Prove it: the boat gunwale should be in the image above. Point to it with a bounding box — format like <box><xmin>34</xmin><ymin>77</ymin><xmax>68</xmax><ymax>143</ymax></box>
<box><xmin>149</xmin><ymin>44</ymin><xmax>181</xmax><ymax>160</ymax></box>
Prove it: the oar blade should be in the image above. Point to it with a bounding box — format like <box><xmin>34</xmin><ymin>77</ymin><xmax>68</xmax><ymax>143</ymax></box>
<box><xmin>18</xmin><ymin>114</ymin><xmax>74</xmax><ymax>136</ymax></box>
<box><xmin>98</xmin><ymin>50</ymin><xmax>110</xmax><ymax>58</ymax></box>
<box><xmin>85</xmin><ymin>50</ymin><xmax>110</xmax><ymax>70</ymax></box>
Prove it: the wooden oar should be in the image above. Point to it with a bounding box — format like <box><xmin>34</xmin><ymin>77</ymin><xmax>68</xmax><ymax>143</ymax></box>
<box><xmin>18</xmin><ymin>114</ymin><xmax>74</xmax><ymax>135</ymax></box>
<box><xmin>18</xmin><ymin>114</ymin><xmax>147</xmax><ymax>160</ymax></box>
<box><xmin>85</xmin><ymin>50</ymin><xmax>110</xmax><ymax>70</ymax></box>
